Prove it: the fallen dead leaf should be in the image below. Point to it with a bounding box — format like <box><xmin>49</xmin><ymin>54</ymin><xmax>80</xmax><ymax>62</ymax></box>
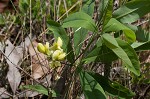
<box><xmin>28</xmin><ymin>41</ymin><xmax>49</xmax><ymax>79</ymax></box>
<box><xmin>5</xmin><ymin>40</ymin><xmax>22</xmax><ymax>94</ymax></box>
<box><xmin>19</xmin><ymin>36</ymin><xmax>32</xmax><ymax>53</ymax></box>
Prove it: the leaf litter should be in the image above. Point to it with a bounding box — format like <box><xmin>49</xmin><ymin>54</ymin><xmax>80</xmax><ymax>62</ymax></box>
<box><xmin>4</xmin><ymin>40</ymin><xmax>22</xmax><ymax>94</ymax></box>
<box><xmin>28</xmin><ymin>40</ymin><xmax>49</xmax><ymax>79</ymax></box>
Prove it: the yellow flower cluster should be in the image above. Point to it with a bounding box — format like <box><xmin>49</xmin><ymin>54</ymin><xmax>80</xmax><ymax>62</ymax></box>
<box><xmin>37</xmin><ymin>37</ymin><xmax>66</xmax><ymax>68</ymax></box>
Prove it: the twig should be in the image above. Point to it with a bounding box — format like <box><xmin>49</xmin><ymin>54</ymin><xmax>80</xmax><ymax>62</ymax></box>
<box><xmin>136</xmin><ymin>19</ymin><xmax>150</xmax><ymax>26</ymax></box>
<box><xmin>63</xmin><ymin>0</ymin><xmax>68</xmax><ymax>17</ymax></box>
<box><xmin>139</xmin><ymin>84</ymin><xmax>150</xmax><ymax>99</ymax></box>
<box><xmin>57</xmin><ymin>0</ymin><xmax>82</xmax><ymax>21</ymax></box>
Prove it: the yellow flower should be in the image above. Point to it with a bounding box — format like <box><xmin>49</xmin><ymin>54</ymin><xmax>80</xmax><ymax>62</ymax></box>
<box><xmin>57</xmin><ymin>53</ymin><xmax>66</xmax><ymax>61</ymax></box>
<box><xmin>37</xmin><ymin>42</ymin><xmax>51</xmax><ymax>55</ymax></box>
<box><xmin>52</xmin><ymin>49</ymin><xmax>66</xmax><ymax>61</ymax></box>
<box><xmin>57</xmin><ymin>37</ymin><xmax>62</xmax><ymax>47</ymax></box>
<box><xmin>50</xmin><ymin>37</ymin><xmax>63</xmax><ymax>50</ymax></box>
<box><xmin>50</xmin><ymin>42</ymin><xmax>59</xmax><ymax>50</ymax></box>
<box><xmin>37</xmin><ymin>43</ymin><xmax>46</xmax><ymax>53</ymax></box>
<box><xmin>44</xmin><ymin>42</ymin><xmax>50</xmax><ymax>55</ymax></box>
<box><xmin>49</xmin><ymin>61</ymin><xmax>61</xmax><ymax>68</ymax></box>
<box><xmin>52</xmin><ymin>50</ymin><xmax>62</xmax><ymax>60</ymax></box>
<box><xmin>45</xmin><ymin>42</ymin><xmax>49</xmax><ymax>50</ymax></box>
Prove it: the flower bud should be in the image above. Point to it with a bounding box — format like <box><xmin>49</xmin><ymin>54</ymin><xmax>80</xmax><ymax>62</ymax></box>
<box><xmin>50</xmin><ymin>37</ymin><xmax>63</xmax><ymax>50</ymax></box>
<box><xmin>52</xmin><ymin>50</ymin><xmax>62</xmax><ymax>60</ymax></box>
<box><xmin>57</xmin><ymin>37</ymin><xmax>62</xmax><ymax>47</ymax></box>
<box><xmin>57</xmin><ymin>53</ymin><xmax>66</xmax><ymax>61</ymax></box>
<box><xmin>45</xmin><ymin>42</ymin><xmax>49</xmax><ymax>50</ymax></box>
<box><xmin>37</xmin><ymin>43</ymin><xmax>45</xmax><ymax>53</ymax></box>
<box><xmin>50</xmin><ymin>42</ymin><xmax>58</xmax><ymax>50</ymax></box>
<box><xmin>45</xmin><ymin>42</ymin><xmax>50</xmax><ymax>55</ymax></box>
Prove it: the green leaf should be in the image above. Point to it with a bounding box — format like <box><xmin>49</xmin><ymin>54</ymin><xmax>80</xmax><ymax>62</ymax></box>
<box><xmin>73</xmin><ymin>28</ymin><xmax>88</xmax><ymax>56</ymax></box>
<box><xmin>47</xmin><ymin>20</ymin><xmax>68</xmax><ymax>50</ymax></box>
<box><xmin>102</xmin><ymin>34</ymin><xmax>140</xmax><ymax>76</ymax></box>
<box><xmin>99</xmin><ymin>0</ymin><xmax>109</xmax><ymax>21</ymax></box>
<box><xmin>62</xmin><ymin>11</ymin><xmax>97</xmax><ymax>32</ymax></box>
<box><xmin>131</xmin><ymin>42</ymin><xmax>145</xmax><ymax>49</ymax></box>
<box><xmin>0</xmin><ymin>14</ymin><xmax>4</xmax><ymax>25</ymax></box>
<box><xmin>125</xmin><ymin>24</ymin><xmax>150</xmax><ymax>42</ymax></box>
<box><xmin>21</xmin><ymin>85</ymin><xmax>48</xmax><ymax>96</ymax></box>
<box><xmin>47</xmin><ymin>20</ymin><xmax>75</xmax><ymax>63</ymax></box>
<box><xmin>32</xmin><ymin>0</ymin><xmax>41</xmax><ymax>18</ymax></box>
<box><xmin>19</xmin><ymin>0</ymin><xmax>29</xmax><ymax>13</ymax></box>
<box><xmin>102</xmin><ymin>33</ymin><xmax>119</xmax><ymax>49</ymax></box>
<box><xmin>83</xmin><ymin>38</ymin><xmax>118</xmax><ymax>63</ymax></box>
<box><xmin>83</xmin><ymin>44</ymin><xmax>118</xmax><ymax>63</ymax></box>
<box><xmin>103</xmin><ymin>18</ymin><xmax>136</xmax><ymax>43</ymax></box>
<box><xmin>82</xmin><ymin>0</ymin><xmax>95</xmax><ymax>16</ymax></box>
<box><xmin>79</xmin><ymin>71</ymin><xmax>106</xmax><ymax>99</ymax></box>
<box><xmin>21</xmin><ymin>85</ymin><xmax>58</xmax><ymax>97</ymax></box>
<box><xmin>89</xmin><ymin>72</ymin><xmax>135</xmax><ymax>99</ymax></box>
<box><xmin>113</xmin><ymin>0</ymin><xmax>150</xmax><ymax>23</ymax></box>
<box><xmin>116</xmin><ymin>38</ymin><xmax>140</xmax><ymax>76</ymax></box>
<box><xmin>135</xmin><ymin>27</ymin><xmax>150</xmax><ymax>42</ymax></box>
<box><xmin>113</xmin><ymin>47</ymin><xmax>140</xmax><ymax>76</ymax></box>
<box><xmin>131</xmin><ymin>41</ymin><xmax>150</xmax><ymax>51</ymax></box>
<box><xmin>102</xmin><ymin>0</ymin><xmax>113</xmax><ymax>26</ymax></box>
